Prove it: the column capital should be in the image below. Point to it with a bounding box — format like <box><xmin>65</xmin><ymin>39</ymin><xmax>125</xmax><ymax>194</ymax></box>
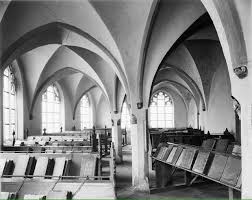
<box><xmin>111</xmin><ymin>112</ymin><xmax>121</xmax><ymax>127</ymax></box>
<box><xmin>111</xmin><ymin>112</ymin><xmax>121</xmax><ymax>120</ymax></box>
<box><xmin>137</xmin><ymin>102</ymin><xmax>143</xmax><ymax>109</ymax></box>
<box><xmin>233</xmin><ymin>65</ymin><xmax>248</xmax><ymax>79</ymax></box>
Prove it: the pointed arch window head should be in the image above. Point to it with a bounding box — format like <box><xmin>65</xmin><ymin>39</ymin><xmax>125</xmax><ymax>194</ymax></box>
<box><xmin>3</xmin><ymin>66</ymin><xmax>16</xmax><ymax>141</ymax></box>
<box><xmin>149</xmin><ymin>91</ymin><xmax>174</xmax><ymax>128</ymax></box>
<box><xmin>42</xmin><ymin>84</ymin><xmax>62</xmax><ymax>133</ymax></box>
<box><xmin>80</xmin><ymin>95</ymin><xmax>92</xmax><ymax>129</ymax></box>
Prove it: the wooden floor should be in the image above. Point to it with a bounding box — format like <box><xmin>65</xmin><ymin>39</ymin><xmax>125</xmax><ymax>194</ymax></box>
<box><xmin>113</xmin><ymin>145</ymin><xmax>241</xmax><ymax>199</ymax></box>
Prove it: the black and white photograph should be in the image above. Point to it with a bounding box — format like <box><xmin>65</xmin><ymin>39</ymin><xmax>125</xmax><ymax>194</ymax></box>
<box><xmin>0</xmin><ymin>0</ymin><xmax>251</xmax><ymax>199</ymax></box>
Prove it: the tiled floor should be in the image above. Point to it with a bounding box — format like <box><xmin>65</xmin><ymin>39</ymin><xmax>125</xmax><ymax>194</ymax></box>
<box><xmin>115</xmin><ymin>145</ymin><xmax>241</xmax><ymax>199</ymax></box>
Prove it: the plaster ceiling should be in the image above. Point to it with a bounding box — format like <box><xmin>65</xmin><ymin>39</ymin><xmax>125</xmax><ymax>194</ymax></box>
<box><xmin>0</xmin><ymin>0</ymin><xmax>246</xmax><ymax>113</ymax></box>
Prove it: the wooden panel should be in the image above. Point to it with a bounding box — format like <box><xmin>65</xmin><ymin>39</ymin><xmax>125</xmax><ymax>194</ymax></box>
<box><xmin>156</xmin><ymin>147</ymin><xmax>166</xmax><ymax>160</ymax></box>
<box><xmin>53</xmin><ymin>182</ymin><xmax>81</xmax><ymax>194</ymax></box>
<box><xmin>207</xmin><ymin>154</ymin><xmax>228</xmax><ymax>180</ymax></box>
<box><xmin>12</xmin><ymin>155</ymin><xmax>30</xmax><ymax>178</ymax></box>
<box><xmin>220</xmin><ymin>156</ymin><xmax>241</xmax><ymax>186</ymax></box>
<box><xmin>3</xmin><ymin>160</ymin><xmax>14</xmax><ymax>176</ymax></box>
<box><xmin>171</xmin><ymin>146</ymin><xmax>184</xmax><ymax>165</ymax></box>
<box><xmin>161</xmin><ymin>145</ymin><xmax>173</xmax><ymax>161</ymax></box>
<box><xmin>63</xmin><ymin>160</ymin><xmax>71</xmax><ymax>176</ymax></box>
<box><xmin>0</xmin><ymin>158</ymin><xmax>7</xmax><ymax>176</ymax></box>
<box><xmin>80</xmin><ymin>156</ymin><xmax>97</xmax><ymax>177</ymax></box>
<box><xmin>1</xmin><ymin>182</ymin><xmax>22</xmax><ymax>193</ymax></box>
<box><xmin>159</xmin><ymin>147</ymin><xmax>168</xmax><ymax>160</ymax></box>
<box><xmin>192</xmin><ymin>151</ymin><xmax>213</xmax><ymax>174</ymax></box>
<box><xmin>33</xmin><ymin>157</ymin><xmax>49</xmax><ymax>179</ymax></box>
<box><xmin>18</xmin><ymin>181</ymin><xmax>55</xmax><ymax>198</ymax></box>
<box><xmin>25</xmin><ymin>157</ymin><xmax>36</xmax><ymax>176</ymax></box>
<box><xmin>45</xmin><ymin>159</ymin><xmax>55</xmax><ymax>177</ymax></box>
<box><xmin>177</xmin><ymin>148</ymin><xmax>197</xmax><ymax>169</ymax></box>
<box><xmin>52</xmin><ymin>157</ymin><xmax>66</xmax><ymax>179</ymax></box>
<box><xmin>166</xmin><ymin>147</ymin><xmax>177</xmax><ymax>163</ymax></box>
<box><xmin>201</xmin><ymin>139</ymin><xmax>215</xmax><ymax>151</ymax></box>
<box><xmin>215</xmin><ymin>139</ymin><xmax>229</xmax><ymax>153</ymax></box>
<box><xmin>175</xmin><ymin>148</ymin><xmax>185</xmax><ymax>167</ymax></box>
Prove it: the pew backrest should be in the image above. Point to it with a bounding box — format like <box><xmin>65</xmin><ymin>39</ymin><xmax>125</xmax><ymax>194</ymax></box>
<box><xmin>33</xmin><ymin>157</ymin><xmax>49</xmax><ymax>179</ymax></box>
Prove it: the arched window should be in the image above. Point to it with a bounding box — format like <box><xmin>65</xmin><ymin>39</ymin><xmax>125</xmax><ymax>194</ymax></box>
<box><xmin>3</xmin><ymin>66</ymin><xmax>16</xmax><ymax>141</ymax></box>
<box><xmin>80</xmin><ymin>95</ymin><xmax>92</xmax><ymax>129</ymax></box>
<box><xmin>121</xmin><ymin>102</ymin><xmax>130</xmax><ymax>129</ymax></box>
<box><xmin>149</xmin><ymin>91</ymin><xmax>174</xmax><ymax>128</ymax></box>
<box><xmin>42</xmin><ymin>84</ymin><xmax>62</xmax><ymax>133</ymax></box>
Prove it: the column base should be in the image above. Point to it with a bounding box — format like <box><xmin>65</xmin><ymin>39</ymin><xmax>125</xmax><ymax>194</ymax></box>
<box><xmin>132</xmin><ymin>177</ymin><xmax>150</xmax><ymax>192</ymax></box>
<box><xmin>115</xmin><ymin>155</ymin><xmax>123</xmax><ymax>164</ymax></box>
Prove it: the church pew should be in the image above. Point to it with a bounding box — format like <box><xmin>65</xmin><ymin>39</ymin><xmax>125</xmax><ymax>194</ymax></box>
<box><xmin>4</xmin><ymin>128</ymin><xmax>111</xmax><ymax>157</ymax></box>
<box><xmin>0</xmin><ymin>152</ymin><xmax>100</xmax><ymax>178</ymax></box>
<box><xmin>0</xmin><ymin>147</ymin><xmax>116</xmax><ymax>199</ymax></box>
<box><xmin>1</xmin><ymin>179</ymin><xmax>116</xmax><ymax>199</ymax></box>
<box><xmin>2</xmin><ymin>145</ymin><xmax>93</xmax><ymax>154</ymax></box>
<box><xmin>152</xmin><ymin>142</ymin><xmax>241</xmax><ymax>199</ymax></box>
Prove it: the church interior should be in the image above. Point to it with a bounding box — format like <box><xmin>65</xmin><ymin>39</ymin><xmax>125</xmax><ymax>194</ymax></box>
<box><xmin>0</xmin><ymin>0</ymin><xmax>251</xmax><ymax>199</ymax></box>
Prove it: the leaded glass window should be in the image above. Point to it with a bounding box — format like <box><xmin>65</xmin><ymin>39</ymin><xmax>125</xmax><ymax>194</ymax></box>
<box><xmin>149</xmin><ymin>91</ymin><xmax>174</xmax><ymax>128</ymax></box>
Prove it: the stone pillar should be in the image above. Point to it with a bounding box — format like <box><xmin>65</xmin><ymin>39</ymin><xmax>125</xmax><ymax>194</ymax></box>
<box><xmin>0</xmin><ymin>68</ymin><xmax>3</xmax><ymax>150</ymax></box>
<box><xmin>237</xmin><ymin>8</ymin><xmax>252</xmax><ymax>195</ymax></box>
<box><xmin>131</xmin><ymin>108</ymin><xmax>149</xmax><ymax>191</ymax></box>
<box><xmin>232</xmin><ymin>61</ymin><xmax>252</xmax><ymax>198</ymax></box>
<box><xmin>241</xmin><ymin>97</ymin><xmax>252</xmax><ymax>198</ymax></box>
<box><xmin>111</xmin><ymin>114</ymin><xmax>122</xmax><ymax>163</ymax></box>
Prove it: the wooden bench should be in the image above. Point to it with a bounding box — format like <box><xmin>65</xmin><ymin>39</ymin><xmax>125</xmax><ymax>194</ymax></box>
<box><xmin>3</xmin><ymin>128</ymin><xmax>112</xmax><ymax>157</ymax></box>
<box><xmin>0</xmin><ymin>152</ymin><xmax>100</xmax><ymax>178</ymax></box>
<box><xmin>152</xmin><ymin>142</ymin><xmax>241</xmax><ymax>199</ymax></box>
<box><xmin>0</xmin><ymin>145</ymin><xmax>116</xmax><ymax>199</ymax></box>
<box><xmin>2</xmin><ymin>179</ymin><xmax>116</xmax><ymax>199</ymax></box>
